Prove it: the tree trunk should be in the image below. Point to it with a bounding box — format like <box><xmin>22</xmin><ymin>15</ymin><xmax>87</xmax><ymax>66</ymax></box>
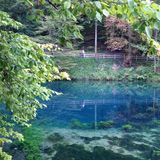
<box><xmin>153</xmin><ymin>29</ymin><xmax>158</xmax><ymax>72</ymax></box>
<box><xmin>123</xmin><ymin>25</ymin><xmax>132</xmax><ymax>67</ymax></box>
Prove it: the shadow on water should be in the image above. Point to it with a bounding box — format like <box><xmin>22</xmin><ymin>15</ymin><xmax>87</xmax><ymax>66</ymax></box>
<box><xmin>34</xmin><ymin>81</ymin><xmax>160</xmax><ymax>160</ymax></box>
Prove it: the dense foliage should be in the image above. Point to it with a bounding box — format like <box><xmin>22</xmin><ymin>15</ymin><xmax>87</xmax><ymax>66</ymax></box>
<box><xmin>25</xmin><ymin>0</ymin><xmax>160</xmax><ymax>54</ymax></box>
<box><xmin>104</xmin><ymin>16</ymin><xmax>147</xmax><ymax>53</ymax></box>
<box><xmin>54</xmin><ymin>56</ymin><xmax>160</xmax><ymax>81</ymax></box>
<box><xmin>2</xmin><ymin>0</ymin><xmax>160</xmax><ymax>52</ymax></box>
<box><xmin>0</xmin><ymin>11</ymin><xmax>69</xmax><ymax>159</ymax></box>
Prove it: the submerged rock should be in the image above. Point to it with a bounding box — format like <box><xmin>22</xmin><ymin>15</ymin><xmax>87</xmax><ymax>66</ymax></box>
<box><xmin>46</xmin><ymin>133</ymin><xmax>64</xmax><ymax>143</ymax></box>
<box><xmin>79</xmin><ymin>136</ymin><xmax>100</xmax><ymax>144</ymax></box>
<box><xmin>93</xmin><ymin>146</ymin><xmax>140</xmax><ymax>160</ymax></box>
<box><xmin>13</xmin><ymin>151</ymin><xmax>25</xmax><ymax>160</ymax></box>
<box><xmin>3</xmin><ymin>143</ymin><xmax>25</xmax><ymax>160</ymax></box>
<box><xmin>41</xmin><ymin>127</ymin><xmax>160</xmax><ymax>160</ymax></box>
<box><xmin>52</xmin><ymin>144</ymin><xmax>92</xmax><ymax>160</ymax></box>
<box><xmin>43</xmin><ymin>146</ymin><xmax>54</xmax><ymax>155</ymax></box>
<box><xmin>52</xmin><ymin>144</ymin><xmax>141</xmax><ymax>160</ymax></box>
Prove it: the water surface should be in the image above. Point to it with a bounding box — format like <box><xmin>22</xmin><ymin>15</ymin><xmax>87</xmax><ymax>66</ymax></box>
<box><xmin>34</xmin><ymin>81</ymin><xmax>160</xmax><ymax>160</ymax></box>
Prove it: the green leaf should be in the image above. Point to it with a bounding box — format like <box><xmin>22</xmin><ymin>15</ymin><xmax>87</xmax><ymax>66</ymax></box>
<box><xmin>128</xmin><ymin>0</ymin><xmax>134</xmax><ymax>8</ymax></box>
<box><xmin>102</xmin><ymin>9</ymin><xmax>109</xmax><ymax>17</ymax></box>
<box><xmin>96</xmin><ymin>11</ymin><xmax>102</xmax><ymax>22</ymax></box>
<box><xmin>64</xmin><ymin>0</ymin><xmax>71</xmax><ymax>9</ymax></box>
<box><xmin>156</xmin><ymin>12</ymin><xmax>160</xmax><ymax>21</ymax></box>
<box><xmin>73</xmin><ymin>31</ymin><xmax>83</xmax><ymax>39</ymax></box>
<box><xmin>25</xmin><ymin>0</ymin><xmax>33</xmax><ymax>6</ymax></box>
<box><xmin>66</xmin><ymin>41</ymin><xmax>73</xmax><ymax>48</ymax></box>
<box><xmin>145</xmin><ymin>26</ymin><xmax>152</xmax><ymax>38</ymax></box>
<box><xmin>154</xmin><ymin>22</ymin><xmax>159</xmax><ymax>30</ymax></box>
<box><xmin>95</xmin><ymin>1</ymin><xmax>102</xmax><ymax>9</ymax></box>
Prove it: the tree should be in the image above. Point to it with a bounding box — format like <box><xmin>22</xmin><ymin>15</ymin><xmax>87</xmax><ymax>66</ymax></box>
<box><xmin>0</xmin><ymin>10</ymin><xmax>70</xmax><ymax>159</ymax></box>
<box><xmin>104</xmin><ymin>16</ymin><xmax>149</xmax><ymax>66</ymax></box>
<box><xmin>30</xmin><ymin>0</ymin><xmax>160</xmax><ymax>53</ymax></box>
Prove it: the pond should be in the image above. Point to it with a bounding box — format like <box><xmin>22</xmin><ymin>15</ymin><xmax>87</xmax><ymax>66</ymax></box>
<box><xmin>33</xmin><ymin>81</ymin><xmax>160</xmax><ymax>160</ymax></box>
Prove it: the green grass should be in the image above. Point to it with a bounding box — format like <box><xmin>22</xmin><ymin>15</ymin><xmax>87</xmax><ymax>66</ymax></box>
<box><xmin>53</xmin><ymin>56</ymin><xmax>160</xmax><ymax>82</ymax></box>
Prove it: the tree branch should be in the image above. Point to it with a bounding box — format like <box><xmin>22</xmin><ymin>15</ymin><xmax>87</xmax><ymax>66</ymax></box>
<box><xmin>46</xmin><ymin>0</ymin><xmax>58</xmax><ymax>10</ymax></box>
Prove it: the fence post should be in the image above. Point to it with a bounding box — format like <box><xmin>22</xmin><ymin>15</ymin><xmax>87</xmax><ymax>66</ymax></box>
<box><xmin>146</xmin><ymin>56</ymin><xmax>148</xmax><ymax>61</ymax></box>
<box><xmin>136</xmin><ymin>55</ymin><xmax>137</xmax><ymax>62</ymax></box>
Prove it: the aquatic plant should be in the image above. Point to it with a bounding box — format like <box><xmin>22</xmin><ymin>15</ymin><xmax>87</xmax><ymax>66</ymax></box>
<box><xmin>153</xmin><ymin>120</ymin><xmax>160</xmax><ymax>126</ymax></box>
<box><xmin>122</xmin><ymin>124</ymin><xmax>133</xmax><ymax>132</ymax></box>
<box><xmin>70</xmin><ymin>119</ymin><xmax>89</xmax><ymax>129</ymax></box>
<box><xmin>152</xmin><ymin>150</ymin><xmax>160</xmax><ymax>160</ymax></box>
<box><xmin>97</xmin><ymin>120</ymin><xmax>114</xmax><ymax>129</ymax></box>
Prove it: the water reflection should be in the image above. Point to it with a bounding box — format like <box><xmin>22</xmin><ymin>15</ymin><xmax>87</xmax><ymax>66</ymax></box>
<box><xmin>34</xmin><ymin>81</ymin><xmax>160</xmax><ymax>160</ymax></box>
<box><xmin>37</xmin><ymin>81</ymin><xmax>160</xmax><ymax>127</ymax></box>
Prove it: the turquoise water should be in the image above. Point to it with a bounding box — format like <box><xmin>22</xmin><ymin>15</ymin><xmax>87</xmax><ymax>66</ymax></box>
<box><xmin>34</xmin><ymin>81</ymin><xmax>160</xmax><ymax>160</ymax></box>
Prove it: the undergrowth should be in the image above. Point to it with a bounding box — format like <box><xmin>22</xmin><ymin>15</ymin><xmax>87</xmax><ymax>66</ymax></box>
<box><xmin>53</xmin><ymin>56</ymin><xmax>160</xmax><ymax>82</ymax></box>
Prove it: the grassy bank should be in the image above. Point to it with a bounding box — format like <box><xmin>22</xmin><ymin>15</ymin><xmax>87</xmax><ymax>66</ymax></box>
<box><xmin>54</xmin><ymin>56</ymin><xmax>160</xmax><ymax>82</ymax></box>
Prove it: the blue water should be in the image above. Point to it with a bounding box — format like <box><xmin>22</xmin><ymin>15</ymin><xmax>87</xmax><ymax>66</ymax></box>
<box><xmin>34</xmin><ymin>81</ymin><xmax>160</xmax><ymax>160</ymax></box>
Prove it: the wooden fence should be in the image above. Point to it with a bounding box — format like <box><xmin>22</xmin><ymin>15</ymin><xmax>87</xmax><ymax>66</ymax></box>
<box><xmin>79</xmin><ymin>53</ymin><xmax>159</xmax><ymax>61</ymax></box>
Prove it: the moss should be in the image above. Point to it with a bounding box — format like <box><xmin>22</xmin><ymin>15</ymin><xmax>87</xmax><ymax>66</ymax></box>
<box><xmin>122</xmin><ymin>124</ymin><xmax>133</xmax><ymax>132</ymax></box>
<box><xmin>97</xmin><ymin>120</ymin><xmax>114</xmax><ymax>129</ymax></box>
<box><xmin>70</xmin><ymin>119</ymin><xmax>115</xmax><ymax>130</ymax></box>
<box><xmin>70</xmin><ymin>119</ymin><xmax>90</xmax><ymax>129</ymax></box>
